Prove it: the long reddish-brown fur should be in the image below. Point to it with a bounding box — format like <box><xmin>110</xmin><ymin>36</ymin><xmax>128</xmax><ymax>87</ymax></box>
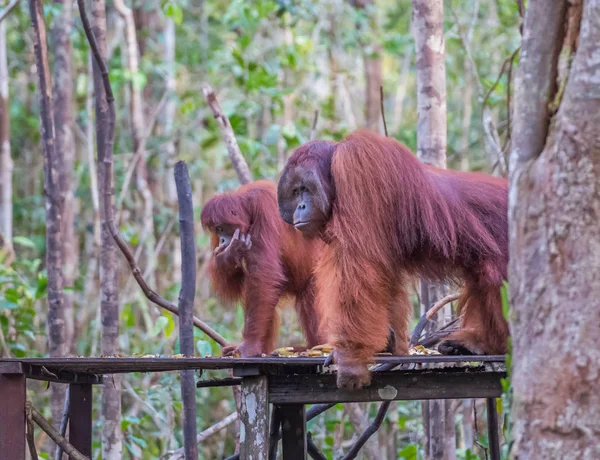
<box><xmin>201</xmin><ymin>181</ymin><xmax>325</xmax><ymax>355</ymax></box>
<box><xmin>285</xmin><ymin>130</ymin><xmax>509</xmax><ymax>371</ymax></box>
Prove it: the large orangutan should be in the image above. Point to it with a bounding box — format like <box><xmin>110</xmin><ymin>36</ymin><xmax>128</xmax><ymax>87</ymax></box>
<box><xmin>277</xmin><ymin>130</ymin><xmax>509</xmax><ymax>389</ymax></box>
<box><xmin>201</xmin><ymin>180</ymin><xmax>402</xmax><ymax>357</ymax></box>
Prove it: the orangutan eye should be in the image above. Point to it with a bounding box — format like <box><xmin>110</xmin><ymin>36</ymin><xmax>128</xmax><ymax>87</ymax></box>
<box><xmin>216</xmin><ymin>226</ymin><xmax>222</xmax><ymax>233</ymax></box>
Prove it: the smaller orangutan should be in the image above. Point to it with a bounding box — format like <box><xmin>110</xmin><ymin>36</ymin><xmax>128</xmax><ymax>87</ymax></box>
<box><xmin>201</xmin><ymin>181</ymin><xmax>324</xmax><ymax>357</ymax></box>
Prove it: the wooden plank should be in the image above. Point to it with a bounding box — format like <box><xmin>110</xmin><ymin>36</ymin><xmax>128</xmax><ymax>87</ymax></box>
<box><xmin>0</xmin><ymin>355</ymin><xmax>505</xmax><ymax>375</ymax></box>
<box><xmin>20</xmin><ymin>364</ymin><xmax>102</xmax><ymax>384</ymax></box>
<box><xmin>0</xmin><ymin>362</ymin><xmax>23</xmax><ymax>374</ymax></box>
<box><xmin>0</xmin><ymin>374</ymin><xmax>26</xmax><ymax>460</ymax></box>
<box><xmin>269</xmin><ymin>369</ymin><xmax>505</xmax><ymax>404</ymax></box>
<box><xmin>280</xmin><ymin>405</ymin><xmax>306</xmax><ymax>460</ymax></box>
<box><xmin>69</xmin><ymin>384</ymin><xmax>93</xmax><ymax>457</ymax></box>
<box><xmin>240</xmin><ymin>376</ymin><xmax>269</xmax><ymax>460</ymax></box>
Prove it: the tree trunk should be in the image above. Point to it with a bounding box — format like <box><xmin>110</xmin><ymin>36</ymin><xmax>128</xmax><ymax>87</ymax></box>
<box><xmin>412</xmin><ymin>1</ymin><xmax>456</xmax><ymax>459</ymax></box>
<box><xmin>91</xmin><ymin>1</ymin><xmax>123</xmax><ymax>458</ymax></box>
<box><xmin>52</xmin><ymin>0</ymin><xmax>76</xmax><ymax>353</ymax></box>
<box><xmin>509</xmin><ymin>0</ymin><xmax>600</xmax><ymax>458</ymax></box>
<box><xmin>0</xmin><ymin>17</ymin><xmax>12</xmax><ymax>259</ymax></box>
<box><xmin>163</xmin><ymin>15</ymin><xmax>177</xmax><ymax>205</ymax></box>
<box><xmin>29</xmin><ymin>0</ymin><xmax>68</xmax><ymax>435</ymax></box>
<box><xmin>50</xmin><ymin>0</ymin><xmax>76</xmax><ymax>436</ymax></box>
<box><xmin>114</xmin><ymin>0</ymin><xmax>155</xmax><ymax>272</ymax></box>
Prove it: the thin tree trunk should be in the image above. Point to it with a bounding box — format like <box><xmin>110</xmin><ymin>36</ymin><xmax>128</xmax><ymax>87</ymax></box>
<box><xmin>509</xmin><ymin>0</ymin><xmax>600</xmax><ymax>458</ymax></box>
<box><xmin>392</xmin><ymin>45</ymin><xmax>413</xmax><ymax>134</ymax></box>
<box><xmin>0</xmin><ymin>17</ymin><xmax>12</xmax><ymax>259</ymax></box>
<box><xmin>114</xmin><ymin>0</ymin><xmax>155</xmax><ymax>271</ymax></box>
<box><xmin>412</xmin><ymin>1</ymin><xmax>456</xmax><ymax>459</ymax></box>
<box><xmin>163</xmin><ymin>16</ymin><xmax>177</xmax><ymax>205</ymax></box>
<box><xmin>364</xmin><ymin>52</ymin><xmax>382</xmax><ymax>132</ymax></box>
<box><xmin>91</xmin><ymin>1</ymin><xmax>122</xmax><ymax>458</ymax></box>
<box><xmin>52</xmin><ymin>0</ymin><xmax>76</xmax><ymax>354</ymax></box>
<box><xmin>29</xmin><ymin>0</ymin><xmax>68</xmax><ymax>436</ymax></box>
<box><xmin>50</xmin><ymin>0</ymin><xmax>75</xmax><ymax>437</ymax></box>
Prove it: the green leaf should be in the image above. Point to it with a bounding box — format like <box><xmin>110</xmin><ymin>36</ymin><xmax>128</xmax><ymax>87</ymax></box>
<box><xmin>4</xmin><ymin>288</ymin><xmax>20</xmax><ymax>304</ymax></box>
<box><xmin>149</xmin><ymin>316</ymin><xmax>169</xmax><ymax>338</ymax></box>
<box><xmin>165</xmin><ymin>3</ymin><xmax>183</xmax><ymax>25</ymax></box>
<box><xmin>13</xmin><ymin>236</ymin><xmax>36</xmax><ymax>249</ymax></box>
<box><xmin>398</xmin><ymin>443</ymin><xmax>418</xmax><ymax>460</ymax></box>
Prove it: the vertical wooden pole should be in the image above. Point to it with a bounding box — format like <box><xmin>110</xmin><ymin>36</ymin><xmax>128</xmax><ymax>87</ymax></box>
<box><xmin>240</xmin><ymin>376</ymin><xmax>269</xmax><ymax>460</ymax></box>
<box><xmin>69</xmin><ymin>384</ymin><xmax>93</xmax><ymax>457</ymax></box>
<box><xmin>268</xmin><ymin>406</ymin><xmax>282</xmax><ymax>460</ymax></box>
<box><xmin>0</xmin><ymin>374</ymin><xmax>26</xmax><ymax>460</ymax></box>
<box><xmin>175</xmin><ymin>161</ymin><xmax>198</xmax><ymax>459</ymax></box>
<box><xmin>280</xmin><ymin>404</ymin><xmax>306</xmax><ymax>460</ymax></box>
<box><xmin>486</xmin><ymin>398</ymin><xmax>501</xmax><ymax>460</ymax></box>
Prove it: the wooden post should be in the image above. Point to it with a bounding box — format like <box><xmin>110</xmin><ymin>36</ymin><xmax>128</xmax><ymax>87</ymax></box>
<box><xmin>240</xmin><ymin>376</ymin><xmax>269</xmax><ymax>460</ymax></box>
<box><xmin>0</xmin><ymin>374</ymin><xmax>26</xmax><ymax>460</ymax></box>
<box><xmin>279</xmin><ymin>405</ymin><xmax>306</xmax><ymax>460</ymax></box>
<box><xmin>175</xmin><ymin>161</ymin><xmax>198</xmax><ymax>459</ymax></box>
<box><xmin>69</xmin><ymin>384</ymin><xmax>93</xmax><ymax>457</ymax></box>
<box><xmin>486</xmin><ymin>398</ymin><xmax>500</xmax><ymax>460</ymax></box>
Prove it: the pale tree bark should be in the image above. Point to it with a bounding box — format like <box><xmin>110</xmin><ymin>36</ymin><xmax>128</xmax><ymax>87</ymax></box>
<box><xmin>351</xmin><ymin>0</ymin><xmax>382</xmax><ymax>132</ymax></box>
<box><xmin>50</xmin><ymin>0</ymin><xmax>76</xmax><ymax>435</ymax></box>
<box><xmin>363</xmin><ymin>0</ymin><xmax>383</xmax><ymax>132</ymax></box>
<box><xmin>113</xmin><ymin>0</ymin><xmax>155</xmax><ymax>269</ymax></box>
<box><xmin>51</xmin><ymin>0</ymin><xmax>76</xmax><ymax>350</ymax></box>
<box><xmin>0</xmin><ymin>16</ymin><xmax>13</xmax><ymax>259</ymax></box>
<box><xmin>91</xmin><ymin>1</ymin><xmax>123</xmax><ymax>458</ymax></box>
<box><xmin>510</xmin><ymin>0</ymin><xmax>600</xmax><ymax>458</ymax></box>
<box><xmin>29</xmin><ymin>0</ymin><xmax>68</xmax><ymax>434</ymax></box>
<box><xmin>163</xmin><ymin>16</ymin><xmax>177</xmax><ymax>205</ymax></box>
<box><xmin>412</xmin><ymin>1</ymin><xmax>456</xmax><ymax>459</ymax></box>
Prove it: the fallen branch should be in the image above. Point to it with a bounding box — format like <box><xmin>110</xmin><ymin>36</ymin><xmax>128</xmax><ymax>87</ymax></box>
<box><xmin>26</xmin><ymin>403</ymin><xmax>39</xmax><ymax>460</ymax></box>
<box><xmin>165</xmin><ymin>412</ymin><xmax>239</xmax><ymax>459</ymax></box>
<box><xmin>201</xmin><ymin>83</ymin><xmax>253</xmax><ymax>184</ymax></box>
<box><xmin>27</xmin><ymin>402</ymin><xmax>89</xmax><ymax>460</ymax></box>
<box><xmin>76</xmin><ymin>0</ymin><xmax>228</xmax><ymax>347</ymax></box>
<box><xmin>409</xmin><ymin>292</ymin><xmax>460</xmax><ymax>346</ymax></box>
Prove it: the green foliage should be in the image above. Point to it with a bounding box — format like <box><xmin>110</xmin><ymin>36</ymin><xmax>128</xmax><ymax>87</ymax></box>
<box><xmin>0</xmin><ymin>252</ymin><xmax>46</xmax><ymax>357</ymax></box>
<box><xmin>2</xmin><ymin>0</ymin><xmax>520</xmax><ymax>456</ymax></box>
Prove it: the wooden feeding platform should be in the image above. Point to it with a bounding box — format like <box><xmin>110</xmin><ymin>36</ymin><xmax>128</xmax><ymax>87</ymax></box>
<box><xmin>0</xmin><ymin>355</ymin><xmax>506</xmax><ymax>460</ymax></box>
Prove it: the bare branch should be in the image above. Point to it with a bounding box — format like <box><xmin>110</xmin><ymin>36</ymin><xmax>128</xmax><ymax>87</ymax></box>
<box><xmin>0</xmin><ymin>0</ymin><xmax>20</xmax><ymax>24</ymax></box>
<box><xmin>201</xmin><ymin>83</ymin><xmax>253</xmax><ymax>184</ymax></box>
<box><xmin>380</xmin><ymin>85</ymin><xmax>388</xmax><ymax>137</ymax></box>
<box><xmin>28</xmin><ymin>402</ymin><xmax>89</xmax><ymax>460</ymax></box>
<box><xmin>410</xmin><ymin>292</ymin><xmax>460</xmax><ymax>346</ymax></box>
<box><xmin>76</xmin><ymin>0</ymin><xmax>228</xmax><ymax>347</ymax></box>
<box><xmin>310</xmin><ymin>109</ymin><xmax>319</xmax><ymax>141</ymax></box>
<box><xmin>165</xmin><ymin>413</ymin><xmax>239</xmax><ymax>460</ymax></box>
<box><xmin>54</xmin><ymin>386</ymin><xmax>71</xmax><ymax>460</ymax></box>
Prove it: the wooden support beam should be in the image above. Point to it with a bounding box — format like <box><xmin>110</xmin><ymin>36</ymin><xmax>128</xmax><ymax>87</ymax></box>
<box><xmin>240</xmin><ymin>376</ymin><xmax>269</xmax><ymax>460</ymax></box>
<box><xmin>269</xmin><ymin>369</ymin><xmax>504</xmax><ymax>404</ymax></box>
<box><xmin>69</xmin><ymin>384</ymin><xmax>93</xmax><ymax>457</ymax></box>
<box><xmin>279</xmin><ymin>405</ymin><xmax>306</xmax><ymax>460</ymax></box>
<box><xmin>0</xmin><ymin>374</ymin><xmax>26</xmax><ymax>460</ymax></box>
